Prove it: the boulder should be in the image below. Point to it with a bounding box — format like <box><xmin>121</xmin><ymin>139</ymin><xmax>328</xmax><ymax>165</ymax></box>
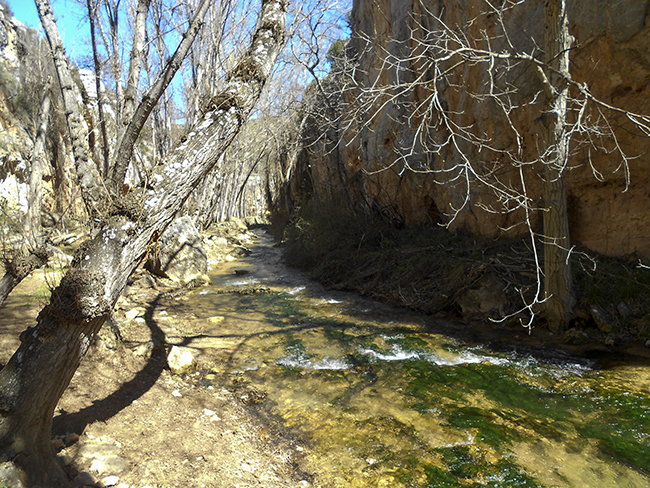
<box><xmin>589</xmin><ymin>304</ymin><xmax>614</xmax><ymax>333</ymax></box>
<box><xmin>167</xmin><ymin>345</ymin><xmax>197</xmax><ymax>375</ymax></box>
<box><xmin>147</xmin><ymin>216</ymin><xmax>209</xmax><ymax>284</ymax></box>
<box><xmin>456</xmin><ymin>273</ymin><xmax>508</xmax><ymax>319</ymax></box>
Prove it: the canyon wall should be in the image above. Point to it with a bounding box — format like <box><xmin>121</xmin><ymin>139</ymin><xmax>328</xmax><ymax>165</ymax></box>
<box><xmin>293</xmin><ymin>0</ymin><xmax>650</xmax><ymax>257</ymax></box>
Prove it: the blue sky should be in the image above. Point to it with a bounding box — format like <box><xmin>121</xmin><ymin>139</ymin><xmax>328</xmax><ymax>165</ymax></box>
<box><xmin>5</xmin><ymin>0</ymin><xmax>89</xmax><ymax>60</ymax></box>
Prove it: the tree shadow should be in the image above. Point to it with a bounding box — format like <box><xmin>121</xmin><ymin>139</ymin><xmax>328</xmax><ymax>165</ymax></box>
<box><xmin>53</xmin><ymin>294</ymin><xmax>167</xmax><ymax>436</ymax></box>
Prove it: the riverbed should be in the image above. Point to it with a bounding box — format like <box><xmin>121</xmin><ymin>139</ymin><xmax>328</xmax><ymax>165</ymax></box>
<box><xmin>168</xmin><ymin>230</ymin><xmax>650</xmax><ymax>487</ymax></box>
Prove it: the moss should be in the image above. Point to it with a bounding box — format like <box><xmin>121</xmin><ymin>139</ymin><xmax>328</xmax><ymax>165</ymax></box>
<box><xmin>576</xmin><ymin>389</ymin><xmax>650</xmax><ymax>472</ymax></box>
<box><xmin>424</xmin><ymin>465</ymin><xmax>459</xmax><ymax>487</ymax></box>
<box><xmin>427</xmin><ymin>446</ymin><xmax>542</xmax><ymax>487</ymax></box>
<box><xmin>446</xmin><ymin>407</ymin><xmax>522</xmax><ymax>448</ymax></box>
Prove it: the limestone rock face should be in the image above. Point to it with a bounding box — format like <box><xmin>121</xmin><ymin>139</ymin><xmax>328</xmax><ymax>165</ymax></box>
<box><xmin>295</xmin><ymin>0</ymin><xmax>650</xmax><ymax>257</ymax></box>
<box><xmin>0</xmin><ymin>4</ymin><xmax>35</xmax><ymax>212</ymax></box>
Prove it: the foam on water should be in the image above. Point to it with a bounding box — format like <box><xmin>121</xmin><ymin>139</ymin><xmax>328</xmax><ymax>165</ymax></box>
<box><xmin>223</xmin><ymin>278</ymin><xmax>261</xmax><ymax>286</ymax></box>
<box><xmin>277</xmin><ymin>354</ymin><xmax>350</xmax><ymax>370</ymax></box>
<box><xmin>287</xmin><ymin>286</ymin><xmax>307</xmax><ymax>295</ymax></box>
<box><xmin>358</xmin><ymin>343</ymin><xmax>510</xmax><ymax>367</ymax></box>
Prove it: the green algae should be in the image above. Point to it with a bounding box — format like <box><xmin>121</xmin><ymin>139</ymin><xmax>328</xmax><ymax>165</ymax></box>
<box><xmin>576</xmin><ymin>389</ymin><xmax>650</xmax><ymax>472</ymax></box>
<box><xmin>194</xmin><ymin>249</ymin><xmax>650</xmax><ymax>487</ymax></box>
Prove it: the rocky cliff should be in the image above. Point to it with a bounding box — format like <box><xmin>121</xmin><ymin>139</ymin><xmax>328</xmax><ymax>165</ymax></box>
<box><xmin>0</xmin><ymin>1</ymin><xmax>90</xmax><ymax>226</ymax></box>
<box><xmin>291</xmin><ymin>0</ymin><xmax>650</xmax><ymax>258</ymax></box>
<box><xmin>0</xmin><ymin>1</ymin><xmax>37</xmax><ymax>205</ymax></box>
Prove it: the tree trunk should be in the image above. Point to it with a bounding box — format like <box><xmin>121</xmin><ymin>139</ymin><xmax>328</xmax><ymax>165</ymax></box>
<box><xmin>191</xmin><ymin>154</ymin><xmax>225</xmax><ymax>230</ymax></box>
<box><xmin>541</xmin><ymin>0</ymin><xmax>574</xmax><ymax>332</ymax></box>
<box><xmin>87</xmin><ymin>0</ymin><xmax>111</xmax><ymax>176</ymax></box>
<box><xmin>35</xmin><ymin>0</ymin><xmax>109</xmax><ymax>215</ymax></box>
<box><xmin>0</xmin><ymin>1</ymin><xmax>287</xmax><ymax>483</ymax></box>
<box><xmin>109</xmin><ymin>0</ymin><xmax>212</xmax><ymax>192</ymax></box>
<box><xmin>24</xmin><ymin>85</ymin><xmax>52</xmax><ymax>251</ymax></box>
<box><xmin>53</xmin><ymin>129</ymin><xmax>85</xmax><ymax>223</ymax></box>
<box><xmin>120</xmin><ymin>0</ymin><xmax>151</xmax><ymax>131</ymax></box>
<box><xmin>0</xmin><ymin>248</ymin><xmax>50</xmax><ymax>309</ymax></box>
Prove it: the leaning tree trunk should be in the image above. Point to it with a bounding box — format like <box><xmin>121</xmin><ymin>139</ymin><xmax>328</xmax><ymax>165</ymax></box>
<box><xmin>541</xmin><ymin>0</ymin><xmax>574</xmax><ymax>332</ymax></box>
<box><xmin>0</xmin><ymin>1</ymin><xmax>287</xmax><ymax>484</ymax></box>
<box><xmin>190</xmin><ymin>153</ymin><xmax>225</xmax><ymax>230</ymax></box>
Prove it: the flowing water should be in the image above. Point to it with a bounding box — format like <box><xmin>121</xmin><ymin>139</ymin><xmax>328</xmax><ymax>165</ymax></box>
<box><xmin>175</xmin><ymin>231</ymin><xmax>650</xmax><ymax>487</ymax></box>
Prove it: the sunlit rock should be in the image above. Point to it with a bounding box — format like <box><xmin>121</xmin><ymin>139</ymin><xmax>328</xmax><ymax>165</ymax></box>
<box><xmin>589</xmin><ymin>304</ymin><xmax>614</xmax><ymax>333</ymax></box>
<box><xmin>147</xmin><ymin>216</ymin><xmax>209</xmax><ymax>285</ymax></box>
<box><xmin>167</xmin><ymin>345</ymin><xmax>197</xmax><ymax>375</ymax></box>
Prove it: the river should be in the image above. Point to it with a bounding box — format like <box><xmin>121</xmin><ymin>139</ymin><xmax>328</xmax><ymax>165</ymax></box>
<box><xmin>178</xmin><ymin>230</ymin><xmax>650</xmax><ymax>487</ymax></box>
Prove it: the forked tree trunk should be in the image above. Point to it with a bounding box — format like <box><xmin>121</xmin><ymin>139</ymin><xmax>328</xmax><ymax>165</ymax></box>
<box><xmin>541</xmin><ymin>0</ymin><xmax>574</xmax><ymax>331</ymax></box>
<box><xmin>0</xmin><ymin>0</ymin><xmax>287</xmax><ymax>484</ymax></box>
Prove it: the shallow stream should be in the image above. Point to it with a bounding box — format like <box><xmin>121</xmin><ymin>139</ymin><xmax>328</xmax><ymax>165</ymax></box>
<box><xmin>179</xmin><ymin>232</ymin><xmax>650</xmax><ymax>487</ymax></box>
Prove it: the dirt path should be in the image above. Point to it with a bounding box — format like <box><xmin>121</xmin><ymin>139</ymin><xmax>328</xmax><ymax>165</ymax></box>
<box><xmin>0</xmin><ymin>230</ymin><xmax>312</xmax><ymax>488</ymax></box>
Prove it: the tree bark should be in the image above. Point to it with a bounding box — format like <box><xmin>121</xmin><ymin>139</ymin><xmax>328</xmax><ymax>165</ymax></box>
<box><xmin>541</xmin><ymin>0</ymin><xmax>574</xmax><ymax>331</ymax></box>
<box><xmin>102</xmin><ymin>0</ymin><xmax>124</xmax><ymax>128</ymax></box>
<box><xmin>120</xmin><ymin>0</ymin><xmax>151</xmax><ymax>130</ymax></box>
<box><xmin>24</xmin><ymin>84</ymin><xmax>52</xmax><ymax>251</ymax></box>
<box><xmin>87</xmin><ymin>0</ymin><xmax>111</xmax><ymax>176</ymax></box>
<box><xmin>0</xmin><ymin>0</ymin><xmax>287</xmax><ymax>483</ymax></box>
<box><xmin>0</xmin><ymin>248</ymin><xmax>50</xmax><ymax>309</ymax></box>
<box><xmin>35</xmin><ymin>0</ymin><xmax>110</xmax><ymax>215</ymax></box>
<box><xmin>191</xmin><ymin>154</ymin><xmax>225</xmax><ymax>230</ymax></box>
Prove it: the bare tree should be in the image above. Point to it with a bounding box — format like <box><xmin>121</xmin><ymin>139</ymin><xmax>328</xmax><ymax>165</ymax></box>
<box><xmin>539</xmin><ymin>0</ymin><xmax>574</xmax><ymax>329</ymax></box>
<box><xmin>0</xmin><ymin>0</ymin><xmax>287</xmax><ymax>484</ymax></box>
<box><xmin>178</xmin><ymin>0</ymin><xmax>349</xmax><ymax>231</ymax></box>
